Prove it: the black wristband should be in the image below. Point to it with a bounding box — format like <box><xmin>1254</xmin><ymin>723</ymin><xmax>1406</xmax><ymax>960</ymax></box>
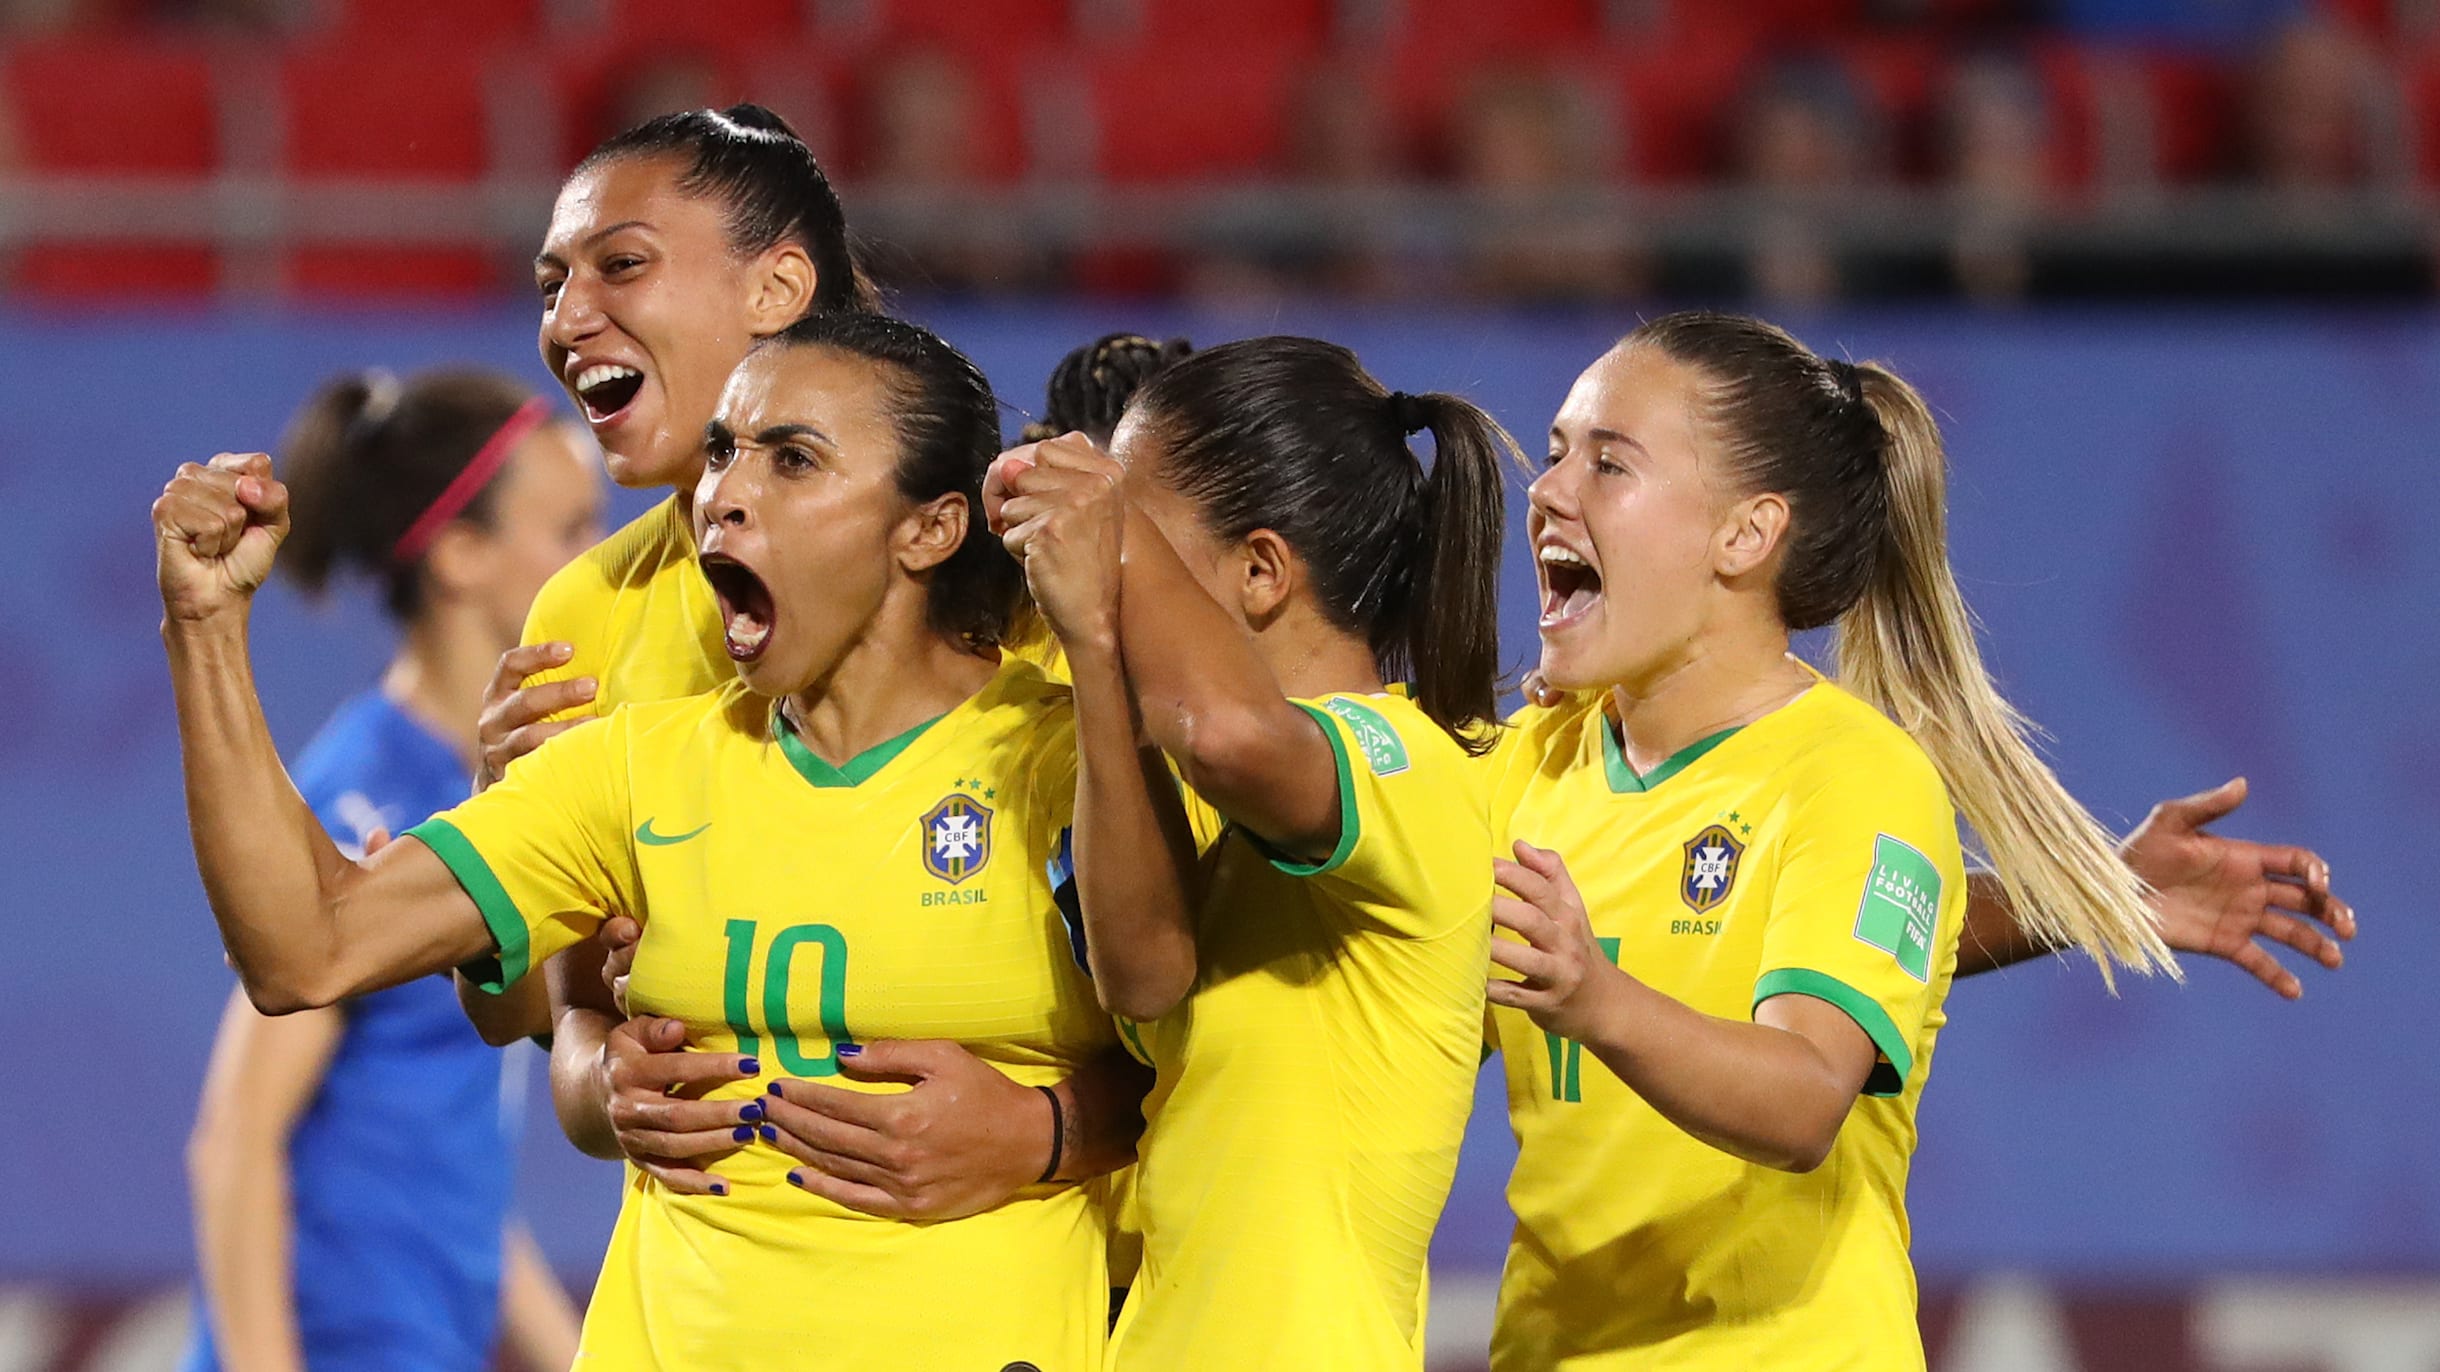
<box><xmin>1035</xmin><ymin>1084</ymin><xmax>1065</xmax><ymax>1184</ymax></box>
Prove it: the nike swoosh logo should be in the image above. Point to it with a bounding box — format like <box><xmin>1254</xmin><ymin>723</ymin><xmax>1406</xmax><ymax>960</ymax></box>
<box><xmin>635</xmin><ymin>819</ymin><xmax>711</xmax><ymax>846</ymax></box>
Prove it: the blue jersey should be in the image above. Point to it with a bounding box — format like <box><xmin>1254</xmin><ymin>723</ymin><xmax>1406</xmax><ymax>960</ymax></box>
<box><xmin>183</xmin><ymin>691</ymin><xmax>517</xmax><ymax>1372</ymax></box>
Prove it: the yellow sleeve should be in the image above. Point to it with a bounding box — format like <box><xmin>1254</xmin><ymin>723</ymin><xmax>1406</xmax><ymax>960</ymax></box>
<box><xmin>403</xmin><ymin>711</ymin><xmax>640</xmax><ymax>992</ymax></box>
<box><xmin>1258</xmin><ymin>695</ymin><xmax>1489</xmax><ymax>940</ymax></box>
<box><xmin>1750</xmin><ymin>758</ymin><xmax>1962</xmax><ymax>1098</ymax></box>
<box><xmin>514</xmin><ymin>556</ymin><xmax>610</xmax><ymax>725</ymax></box>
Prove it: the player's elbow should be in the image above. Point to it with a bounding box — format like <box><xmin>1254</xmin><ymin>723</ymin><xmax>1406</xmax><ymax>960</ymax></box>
<box><xmin>1164</xmin><ymin>699</ymin><xmax>1287</xmax><ymax>799</ymax></box>
<box><xmin>235</xmin><ymin>964</ymin><xmax>345</xmax><ymax>1017</ymax></box>
<box><xmin>1094</xmin><ymin>964</ymin><xmax>1192</xmax><ymax>1023</ymax></box>
<box><xmin>1757</xmin><ymin>1097</ymin><xmax>1850</xmax><ymax>1174</ymax></box>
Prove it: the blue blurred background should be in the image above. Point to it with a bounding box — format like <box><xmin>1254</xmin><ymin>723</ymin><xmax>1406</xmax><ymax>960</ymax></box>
<box><xmin>0</xmin><ymin>304</ymin><xmax>2428</xmax><ymax>1365</ymax></box>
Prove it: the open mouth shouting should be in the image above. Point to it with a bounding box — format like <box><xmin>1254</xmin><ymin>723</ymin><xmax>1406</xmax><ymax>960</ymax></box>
<box><xmin>569</xmin><ymin>357</ymin><xmax>648</xmax><ymax>428</ymax></box>
<box><xmin>699</xmin><ymin>552</ymin><xmax>776</xmax><ymax>663</ymax></box>
<box><xmin>1538</xmin><ymin>538</ymin><xmax>1604</xmax><ymax>632</ymax></box>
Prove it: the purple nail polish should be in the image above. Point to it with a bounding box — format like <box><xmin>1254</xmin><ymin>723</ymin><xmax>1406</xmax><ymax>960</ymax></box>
<box><xmin>836</xmin><ymin>1043</ymin><xmax>862</xmax><ymax>1058</ymax></box>
<box><xmin>758</xmin><ymin>1123</ymin><xmax>778</xmax><ymax>1142</ymax></box>
<box><xmin>732</xmin><ymin>1125</ymin><xmax>754</xmax><ymax>1143</ymax></box>
<box><xmin>737</xmin><ymin>1057</ymin><xmax>760</xmax><ymax>1075</ymax></box>
<box><xmin>708</xmin><ymin>1181</ymin><xmax>728</xmax><ymax>1196</ymax></box>
<box><xmin>785</xmin><ymin>1171</ymin><xmax>805</xmax><ymax>1188</ymax></box>
<box><xmin>739</xmin><ymin>1101</ymin><xmax>764</xmax><ymax>1123</ymax></box>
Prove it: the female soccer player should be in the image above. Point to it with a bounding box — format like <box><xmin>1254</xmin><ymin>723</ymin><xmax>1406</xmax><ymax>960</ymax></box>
<box><xmin>157</xmin><ymin>313</ymin><xmax>1184</xmax><ymax>1369</ymax></box>
<box><xmin>988</xmin><ymin>336</ymin><xmax>1510</xmax><ymax>1370</ymax></box>
<box><xmin>1481</xmin><ymin>311</ymin><xmax>2174</xmax><ymax>1368</ymax></box>
<box><xmin>179</xmin><ymin>368</ymin><xmax>599</xmax><ymax>1372</ymax></box>
<box><xmin>462</xmin><ymin>106</ymin><xmax>1138</xmax><ymax>1210</ymax></box>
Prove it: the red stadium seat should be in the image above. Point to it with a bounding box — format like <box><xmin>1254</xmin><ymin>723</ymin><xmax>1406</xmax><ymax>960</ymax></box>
<box><xmin>848</xmin><ymin>0</ymin><xmax>1071</xmax><ymax>59</ymax></box>
<box><xmin>600</xmin><ymin>0</ymin><xmax>807</xmax><ymax>52</ymax></box>
<box><xmin>835</xmin><ymin>45</ymin><xmax>1027</xmax><ymax>184</ymax></box>
<box><xmin>283</xmin><ymin>47</ymin><xmax>492</xmax><ymax>179</ymax></box>
<box><xmin>327</xmin><ymin>0</ymin><xmax>542</xmax><ymax>47</ymax></box>
<box><xmin>5</xmin><ymin>39</ymin><xmax>218</xmax><ymax>174</ymax></box>
<box><xmin>1609</xmin><ymin>33</ymin><xmax>1760</xmax><ymax>184</ymax></box>
<box><xmin>2130</xmin><ymin>49</ymin><xmax>2239</xmax><ymax>182</ymax></box>
<box><xmin>1393</xmin><ymin>0</ymin><xmax>1600</xmax><ymax>57</ymax></box>
<box><xmin>279</xmin><ymin>46</ymin><xmax>496</xmax><ymax>296</ymax></box>
<box><xmin>1129</xmin><ymin>0</ymin><xmax>1331</xmax><ymax>50</ymax></box>
<box><xmin>1071</xmin><ymin>45</ymin><xmax>1305</xmax><ymax>182</ymax></box>
<box><xmin>5</xmin><ymin>39</ymin><xmax>223</xmax><ymax>295</ymax></box>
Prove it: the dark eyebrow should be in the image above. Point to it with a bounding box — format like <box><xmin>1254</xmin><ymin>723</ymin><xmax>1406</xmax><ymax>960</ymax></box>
<box><xmin>751</xmin><ymin>423</ymin><xmax>830</xmax><ymax>448</ymax></box>
<box><xmin>704</xmin><ymin>419</ymin><xmax>734</xmax><ymax>448</ymax></box>
<box><xmin>1585</xmin><ymin>427</ymin><xmax>1648</xmax><ymax>454</ymax></box>
<box><xmin>533</xmin><ymin>220</ymin><xmax>652</xmax><ymax>271</ymax></box>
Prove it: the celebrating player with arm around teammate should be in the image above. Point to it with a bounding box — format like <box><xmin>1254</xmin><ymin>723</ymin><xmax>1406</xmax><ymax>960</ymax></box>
<box><xmin>990</xmin><ymin>337</ymin><xmax>1510</xmax><ymax>1371</ymax></box>
<box><xmin>1485</xmin><ymin>312</ymin><xmax>2179</xmax><ymax>1370</ymax></box>
<box><xmin>157</xmin><ymin>313</ymin><xmax>1187</xmax><ymax>1370</ymax></box>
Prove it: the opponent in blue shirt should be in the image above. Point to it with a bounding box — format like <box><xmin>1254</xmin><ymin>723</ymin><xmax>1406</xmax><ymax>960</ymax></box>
<box><xmin>178</xmin><ymin>367</ymin><xmax>602</xmax><ymax>1372</ymax></box>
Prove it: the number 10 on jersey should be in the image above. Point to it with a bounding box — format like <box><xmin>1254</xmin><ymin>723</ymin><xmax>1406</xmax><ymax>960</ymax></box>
<box><xmin>721</xmin><ymin>919</ymin><xmax>852</xmax><ymax>1076</ymax></box>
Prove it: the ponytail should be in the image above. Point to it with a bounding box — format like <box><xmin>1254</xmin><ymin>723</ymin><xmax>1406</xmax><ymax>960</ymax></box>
<box><xmin>1631</xmin><ymin>310</ymin><xmax>2175</xmax><ymax>987</ymax></box>
<box><xmin>278</xmin><ymin>370</ymin><xmax>392</xmax><ymax>598</ymax></box>
<box><xmin>1842</xmin><ymin>366</ymin><xmax>2174</xmax><ymax>988</ymax></box>
<box><xmin>1402</xmin><ymin>392</ymin><xmax>1513</xmax><ymax>755</ymax></box>
<box><xmin>1129</xmin><ymin>337</ymin><xmax>1510</xmax><ymax>751</ymax></box>
<box><xmin>275</xmin><ymin>367</ymin><xmax>537</xmax><ymax>623</ymax></box>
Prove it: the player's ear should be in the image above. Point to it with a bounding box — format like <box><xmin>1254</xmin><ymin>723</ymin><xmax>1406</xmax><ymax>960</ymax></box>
<box><xmin>1714</xmin><ymin>490</ymin><xmax>1788</xmax><ymax>581</ymax></box>
<box><xmin>897</xmin><ymin>491</ymin><xmax>968</xmax><ymax>575</ymax></box>
<box><xmin>1234</xmin><ymin>528</ymin><xmax>1297</xmax><ymax>629</ymax></box>
<box><xmin>745</xmin><ymin>244</ymin><xmax>816</xmax><ymax>335</ymax></box>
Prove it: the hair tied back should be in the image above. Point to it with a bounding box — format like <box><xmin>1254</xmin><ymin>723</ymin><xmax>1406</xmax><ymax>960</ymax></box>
<box><xmin>1387</xmin><ymin>390</ymin><xmax>1428</xmax><ymax>436</ymax></box>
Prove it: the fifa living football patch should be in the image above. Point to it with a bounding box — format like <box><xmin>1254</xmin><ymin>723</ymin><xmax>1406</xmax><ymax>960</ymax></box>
<box><xmin>1320</xmin><ymin>697</ymin><xmax>1410</xmax><ymax>776</ymax></box>
<box><xmin>1853</xmin><ymin>834</ymin><xmax>1940</xmax><ymax>982</ymax></box>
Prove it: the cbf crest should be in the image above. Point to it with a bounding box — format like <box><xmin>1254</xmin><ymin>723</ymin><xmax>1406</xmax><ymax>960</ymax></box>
<box><xmin>1680</xmin><ymin>823</ymin><xmax>1744</xmax><ymax>912</ymax></box>
<box><xmin>921</xmin><ymin>792</ymin><xmax>994</xmax><ymax>884</ymax></box>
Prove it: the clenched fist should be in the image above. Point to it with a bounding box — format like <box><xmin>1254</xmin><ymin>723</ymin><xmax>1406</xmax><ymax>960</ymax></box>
<box><xmin>155</xmin><ymin>452</ymin><xmax>289</xmax><ymax>623</ymax></box>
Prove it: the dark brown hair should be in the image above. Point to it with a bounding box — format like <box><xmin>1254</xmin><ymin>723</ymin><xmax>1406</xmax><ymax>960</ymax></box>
<box><xmin>1129</xmin><ymin>336</ymin><xmax>1511</xmax><ymax>752</ymax></box>
<box><xmin>278</xmin><ymin>368</ymin><xmax>535</xmax><ymax>622</ymax></box>
<box><xmin>580</xmin><ymin>103</ymin><xmax>878</xmax><ymax>316</ymax></box>
<box><xmin>762</xmin><ymin>311</ymin><xmax>1020</xmax><ymax>650</ymax></box>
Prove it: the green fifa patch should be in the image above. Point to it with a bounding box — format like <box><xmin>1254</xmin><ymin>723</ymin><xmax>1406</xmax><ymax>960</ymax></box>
<box><xmin>1853</xmin><ymin>834</ymin><xmax>1940</xmax><ymax>982</ymax></box>
<box><xmin>1320</xmin><ymin>697</ymin><xmax>1409</xmax><ymax>777</ymax></box>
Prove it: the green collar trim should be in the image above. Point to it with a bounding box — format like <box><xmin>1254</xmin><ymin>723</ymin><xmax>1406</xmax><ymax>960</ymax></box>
<box><xmin>1601</xmin><ymin>716</ymin><xmax>1742</xmax><ymax>794</ymax></box>
<box><xmin>775</xmin><ymin>708</ymin><xmax>941</xmax><ymax>788</ymax></box>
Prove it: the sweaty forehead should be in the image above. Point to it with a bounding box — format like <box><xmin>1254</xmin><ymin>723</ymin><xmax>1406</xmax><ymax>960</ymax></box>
<box><xmin>1559</xmin><ymin>344</ymin><xmax>1707</xmax><ymax>439</ymax></box>
<box><xmin>542</xmin><ymin>155</ymin><xmax>721</xmax><ymax>254</ymax></box>
<box><xmin>721</xmin><ymin>347</ymin><xmax>894</xmax><ymax>447</ymax></box>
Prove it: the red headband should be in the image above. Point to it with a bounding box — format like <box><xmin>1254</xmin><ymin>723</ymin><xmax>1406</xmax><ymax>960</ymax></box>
<box><xmin>390</xmin><ymin>397</ymin><xmax>553</xmax><ymax>565</ymax></box>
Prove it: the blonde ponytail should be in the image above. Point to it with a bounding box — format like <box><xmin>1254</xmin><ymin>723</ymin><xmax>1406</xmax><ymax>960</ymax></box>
<box><xmin>1844</xmin><ymin>364</ymin><xmax>2177</xmax><ymax>989</ymax></box>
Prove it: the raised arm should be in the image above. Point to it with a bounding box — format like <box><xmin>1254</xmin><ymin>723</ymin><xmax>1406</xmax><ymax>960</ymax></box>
<box><xmin>994</xmin><ymin>437</ymin><xmax>1202</xmax><ymax>1019</ymax></box>
<box><xmin>991</xmin><ymin>438</ymin><xmax>1340</xmax><ymax>858</ymax></box>
<box><xmin>156</xmin><ymin>453</ymin><xmax>497</xmax><ymax>1011</ymax></box>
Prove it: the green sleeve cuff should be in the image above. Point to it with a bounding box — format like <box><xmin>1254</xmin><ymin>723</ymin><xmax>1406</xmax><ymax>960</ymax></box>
<box><xmin>406</xmin><ymin>816</ymin><xmax>531</xmax><ymax>994</ymax></box>
<box><xmin>1753</xmin><ymin>967</ymin><xmax>1913</xmax><ymax>1097</ymax></box>
<box><xmin>1244</xmin><ymin>702</ymin><xmax>1362</xmax><ymax>877</ymax></box>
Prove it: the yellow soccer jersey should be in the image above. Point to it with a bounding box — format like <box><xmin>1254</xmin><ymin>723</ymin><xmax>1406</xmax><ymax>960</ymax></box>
<box><xmin>1486</xmin><ymin>683</ymin><xmax>1964</xmax><ymax>1372</ymax></box>
<box><xmin>1110</xmin><ymin>692</ymin><xmax>1492</xmax><ymax>1372</ymax></box>
<box><xmin>405</xmin><ymin>658</ymin><xmax>1116</xmax><ymax>1372</ymax></box>
<box><xmin>520</xmin><ymin>496</ymin><xmax>732</xmax><ymax>720</ymax></box>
